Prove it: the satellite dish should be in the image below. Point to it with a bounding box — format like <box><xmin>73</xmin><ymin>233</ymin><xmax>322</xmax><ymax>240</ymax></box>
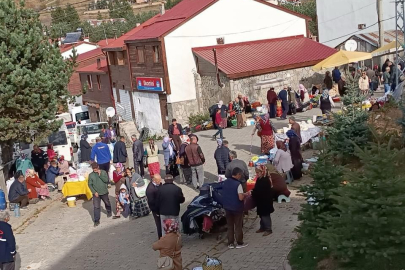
<box><xmin>344</xmin><ymin>40</ymin><xmax>358</xmax><ymax>51</ymax></box>
<box><xmin>106</xmin><ymin>107</ymin><xmax>116</xmax><ymax>118</ymax></box>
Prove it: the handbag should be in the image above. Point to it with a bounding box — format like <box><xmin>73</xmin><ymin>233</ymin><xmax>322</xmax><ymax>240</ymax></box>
<box><xmin>157</xmin><ymin>236</ymin><xmax>179</xmax><ymax>270</ymax></box>
<box><xmin>175</xmin><ymin>156</ymin><xmax>184</xmax><ymax>165</ymax></box>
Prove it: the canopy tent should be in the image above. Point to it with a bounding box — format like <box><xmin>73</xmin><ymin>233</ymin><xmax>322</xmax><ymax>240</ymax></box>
<box><xmin>312</xmin><ymin>50</ymin><xmax>372</xmax><ymax>71</ymax></box>
<box><xmin>371</xmin><ymin>40</ymin><xmax>404</xmax><ymax>56</ymax></box>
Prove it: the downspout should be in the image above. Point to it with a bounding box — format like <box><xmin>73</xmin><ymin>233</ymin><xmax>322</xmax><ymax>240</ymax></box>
<box><xmin>213</xmin><ymin>48</ymin><xmax>224</xmax><ymax>87</ymax></box>
<box><xmin>103</xmin><ymin>50</ymin><xmax>116</xmax><ymax>127</ymax></box>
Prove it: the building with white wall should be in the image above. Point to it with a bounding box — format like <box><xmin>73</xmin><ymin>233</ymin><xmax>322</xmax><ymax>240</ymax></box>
<box><xmin>125</xmin><ymin>0</ymin><xmax>310</xmax><ymax>127</ymax></box>
<box><xmin>316</xmin><ymin>0</ymin><xmax>396</xmax><ymax>48</ymax></box>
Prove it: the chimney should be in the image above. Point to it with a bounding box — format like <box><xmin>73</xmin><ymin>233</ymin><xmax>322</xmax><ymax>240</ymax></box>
<box><xmin>84</xmin><ymin>37</ymin><xmax>90</xmax><ymax>42</ymax></box>
<box><xmin>97</xmin><ymin>58</ymin><xmax>101</xmax><ymax>69</ymax></box>
<box><xmin>136</xmin><ymin>23</ymin><xmax>141</xmax><ymax>27</ymax></box>
<box><xmin>311</xmin><ymin>35</ymin><xmax>318</xmax><ymax>41</ymax></box>
<box><xmin>216</xmin><ymin>37</ymin><xmax>225</xmax><ymax>45</ymax></box>
<box><xmin>160</xmin><ymin>3</ymin><xmax>165</xmax><ymax>15</ymax></box>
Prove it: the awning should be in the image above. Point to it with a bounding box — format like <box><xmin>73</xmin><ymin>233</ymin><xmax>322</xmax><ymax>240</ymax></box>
<box><xmin>312</xmin><ymin>50</ymin><xmax>372</xmax><ymax>71</ymax></box>
<box><xmin>371</xmin><ymin>40</ymin><xmax>404</xmax><ymax>56</ymax></box>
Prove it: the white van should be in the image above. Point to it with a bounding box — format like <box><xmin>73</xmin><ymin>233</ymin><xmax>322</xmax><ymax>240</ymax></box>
<box><xmin>38</xmin><ymin>125</ymin><xmax>73</xmax><ymax>162</ymax></box>
<box><xmin>71</xmin><ymin>105</ymin><xmax>90</xmax><ymax>124</ymax></box>
<box><xmin>77</xmin><ymin>122</ymin><xmax>109</xmax><ymax>145</ymax></box>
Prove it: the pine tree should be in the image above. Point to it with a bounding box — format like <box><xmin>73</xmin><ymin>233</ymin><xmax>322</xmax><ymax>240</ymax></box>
<box><xmin>319</xmin><ymin>138</ymin><xmax>405</xmax><ymax>269</ymax></box>
<box><xmin>0</xmin><ymin>0</ymin><xmax>75</xmax><ymax>146</ymax></box>
<box><xmin>109</xmin><ymin>0</ymin><xmax>133</xmax><ymax>20</ymax></box>
<box><xmin>327</xmin><ymin>73</ymin><xmax>370</xmax><ymax>161</ymax></box>
<box><xmin>65</xmin><ymin>4</ymin><xmax>81</xmax><ymax>31</ymax></box>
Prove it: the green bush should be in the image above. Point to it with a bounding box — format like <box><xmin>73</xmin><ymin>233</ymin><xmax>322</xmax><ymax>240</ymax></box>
<box><xmin>188</xmin><ymin>112</ymin><xmax>210</xmax><ymax>127</ymax></box>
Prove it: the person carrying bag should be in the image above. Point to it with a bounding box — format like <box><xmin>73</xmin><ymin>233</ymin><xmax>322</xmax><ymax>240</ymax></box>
<box><xmin>153</xmin><ymin>219</ymin><xmax>182</xmax><ymax>270</ymax></box>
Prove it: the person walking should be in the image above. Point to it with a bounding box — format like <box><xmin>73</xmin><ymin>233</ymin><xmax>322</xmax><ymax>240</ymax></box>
<box><xmin>222</xmin><ymin>167</ymin><xmax>248</xmax><ymax>249</ymax></box>
<box><xmin>218</xmin><ymin>100</ymin><xmax>228</xmax><ymax>129</ymax></box>
<box><xmin>287</xmin><ymin>87</ymin><xmax>297</xmax><ymax>115</ymax></box>
<box><xmin>31</xmin><ymin>144</ymin><xmax>46</xmax><ymax>181</ymax></box>
<box><xmin>131</xmin><ymin>135</ymin><xmax>144</xmax><ymax>177</ymax></box>
<box><xmin>157</xmin><ymin>175</ymin><xmax>185</xmax><ymax>236</ymax></box>
<box><xmin>214</xmin><ymin>139</ymin><xmax>231</xmax><ymax>175</ymax></box>
<box><xmin>267</xmin><ymin>87</ymin><xmax>278</xmax><ymax>118</ymax></box>
<box><xmin>91</xmin><ymin>137</ymin><xmax>112</xmax><ymax>173</ymax></box>
<box><xmin>168</xmin><ymin>119</ymin><xmax>183</xmax><ymax>151</ymax></box>
<box><xmin>8</xmin><ymin>173</ymin><xmax>29</xmax><ymax>209</ymax></box>
<box><xmin>383</xmin><ymin>66</ymin><xmax>391</xmax><ymax>93</ymax></box>
<box><xmin>338</xmin><ymin>75</ymin><xmax>347</xmax><ymax>96</ymax></box>
<box><xmin>113</xmin><ymin>136</ymin><xmax>128</xmax><ymax>166</ymax></box>
<box><xmin>80</xmin><ymin>135</ymin><xmax>92</xmax><ymax>162</ymax></box>
<box><xmin>286</xmin><ymin>130</ymin><xmax>303</xmax><ymax>180</ymax></box>
<box><xmin>152</xmin><ymin>219</ymin><xmax>182</xmax><ymax>270</ymax></box>
<box><xmin>212</xmin><ymin>108</ymin><xmax>224</xmax><ymax>140</ymax></box>
<box><xmin>278</xmin><ymin>86</ymin><xmax>288</xmax><ymax>120</ymax></box>
<box><xmin>359</xmin><ymin>71</ymin><xmax>369</xmax><ymax>95</ymax></box>
<box><xmin>252</xmin><ymin>165</ymin><xmax>275</xmax><ymax>236</ymax></box>
<box><xmin>324</xmin><ymin>71</ymin><xmax>333</xmax><ymax>89</ymax></box>
<box><xmin>179</xmin><ymin>135</ymin><xmax>192</xmax><ymax>185</ymax></box>
<box><xmin>146</xmin><ymin>139</ymin><xmax>161</xmax><ymax>178</ymax></box>
<box><xmin>332</xmin><ymin>66</ymin><xmax>341</xmax><ymax>83</ymax></box>
<box><xmin>0</xmin><ymin>211</ymin><xmax>16</xmax><ymax>270</ymax></box>
<box><xmin>225</xmin><ymin>151</ymin><xmax>249</xmax><ymax>192</ymax></box>
<box><xmin>146</xmin><ymin>174</ymin><xmax>163</xmax><ymax>239</ymax></box>
<box><xmin>162</xmin><ymin>136</ymin><xmax>175</xmax><ymax>175</ymax></box>
<box><xmin>185</xmin><ymin>136</ymin><xmax>205</xmax><ymax>189</ymax></box>
<box><xmin>88</xmin><ymin>163</ymin><xmax>112</xmax><ymax>227</ymax></box>
<box><xmin>233</xmin><ymin>97</ymin><xmax>244</xmax><ymax>129</ymax></box>
<box><xmin>319</xmin><ymin>90</ymin><xmax>335</xmax><ymax>114</ymax></box>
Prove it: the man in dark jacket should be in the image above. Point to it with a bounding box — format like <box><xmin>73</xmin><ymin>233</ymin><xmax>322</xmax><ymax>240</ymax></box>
<box><xmin>157</xmin><ymin>174</ymin><xmax>185</xmax><ymax>236</ymax></box>
<box><xmin>146</xmin><ymin>174</ymin><xmax>163</xmax><ymax>239</ymax></box>
<box><xmin>131</xmin><ymin>135</ymin><xmax>144</xmax><ymax>177</ymax></box>
<box><xmin>278</xmin><ymin>86</ymin><xmax>288</xmax><ymax>120</ymax></box>
<box><xmin>225</xmin><ymin>151</ymin><xmax>249</xmax><ymax>192</ymax></box>
<box><xmin>113</xmin><ymin>136</ymin><xmax>128</xmax><ymax>165</ymax></box>
<box><xmin>222</xmin><ymin>167</ymin><xmax>248</xmax><ymax>249</ymax></box>
<box><xmin>168</xmin><ymin>119</ymin><xmax>182</xmax><ymax>151</ymax></box>
<box><xmin>88</xmin><ymin>163</ymin><xmax>112</xmax><ymax>227</ymax></box>
<box><xmin>31</xmin><ymin>144</ymin><xmax>46</xmax><ymax>181</ymax></box>
<box><xmin>8</xmin><ymin>174</ymin><xmax>29</xmax><ymax>208</ymax></box>
<box><xmin>0</xmin><ymin>211</ymin><xmax>16</xmax><ymax>270</ymax></box>
<box><xmin>185</xmin><ymin>136</ymin><xmax>205</xmax><ymax>189</ymax></box>
<box><xmin>332</xmin><ymin>66</ymin><xmax>341</xmax><ymax>83</ymax></box>
<box><xmin>214</xmin><ymin>139</ymin><xmax>231</xmax><ymax>175</ymax></box>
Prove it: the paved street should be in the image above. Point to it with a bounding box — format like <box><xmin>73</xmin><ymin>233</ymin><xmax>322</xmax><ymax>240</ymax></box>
<box><xmin>12</xmin><ymin>110</ymin><xmax>323</xmax><ymax>270</ymax></box>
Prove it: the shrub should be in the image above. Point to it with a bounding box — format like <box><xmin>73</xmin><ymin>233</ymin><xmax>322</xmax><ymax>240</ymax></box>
<box><xmin>188</xmin><ymin>112</ymin><xmax>210</xmax><ymax>127</ymax></box>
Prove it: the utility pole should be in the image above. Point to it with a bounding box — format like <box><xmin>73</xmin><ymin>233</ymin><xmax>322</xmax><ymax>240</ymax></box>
<box><xmin>377</xmin><ymin>0</ymin><xmax>384</xmax><ymax>67</ymax></box>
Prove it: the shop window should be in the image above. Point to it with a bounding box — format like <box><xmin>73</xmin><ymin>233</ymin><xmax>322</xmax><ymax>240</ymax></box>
<box><xmin>153</xmin><ymin>46</ymin><xmax>160</xmax><ymax>63</ymax></box>
<box><xmin>136</xmin><ymin>46</ymin><xmax>145</xmax><ymax>64</ymax></box>
<box><xmin>87</xmin><ymin>75</ymin><xmax>93</xmax><ymax>90</ymax></box>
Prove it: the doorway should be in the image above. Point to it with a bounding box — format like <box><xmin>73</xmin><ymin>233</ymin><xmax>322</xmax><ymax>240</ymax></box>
<box><xmin>159</xmin><ymin>95</ymin><xmax>169</xmax><ymax>130</ymax></box>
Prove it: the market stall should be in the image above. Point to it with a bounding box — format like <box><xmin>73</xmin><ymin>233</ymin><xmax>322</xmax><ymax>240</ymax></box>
<box><xmin>61</xmin><ymin>163</ymin><xmax>93</xmax><ymax>200</ymax></box>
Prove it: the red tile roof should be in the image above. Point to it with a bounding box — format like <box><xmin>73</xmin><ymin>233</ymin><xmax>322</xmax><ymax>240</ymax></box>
<box><xmin>125</xmin><ymin>0</ymin><xmax>218</xmax><ymax>41</ymax></box>
<box><xmin>97</xmin><ymin>39</ymin><xmax>117</xmax><ymax>48</ymax></box>
<box><xmin>193</xmin><ymin>36</ymin><xmax>336</xmax><ymax>79</ymax></box>
<box><xmin>77</xmin><ymin>59</ymin><xmax>108</xmax><ymax>74</ymax></box>
<box><xmin>103</xmin><ymin>15</ymin><xmax>161</xmax><ymax>50</ymax></box>
<box><xmin>76</xmin><ymin>48</ymin><xmax>104</xmax><ymax>62</ymax></box>
<box><xmin>59</xmin><ymin>41</ymin><xmax>97</xmax><ymax>53</ymax></box>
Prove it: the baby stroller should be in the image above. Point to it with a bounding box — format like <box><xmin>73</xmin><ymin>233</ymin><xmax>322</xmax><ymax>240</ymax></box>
<box><xmin>181</xmin><ymin>182</ymin><xmax>227</xmax><ymax>239</ymax></box>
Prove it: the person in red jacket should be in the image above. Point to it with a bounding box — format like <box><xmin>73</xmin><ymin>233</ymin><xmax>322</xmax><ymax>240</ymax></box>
<box><xmin>252</xmin><ymin>114</ymin><xmax>276</xmax><ymax>154</ymax></box>
<box><xmin>212</xmin><ymin>109</ymin><xmax>224</xmax><ymax>140</ymax></box>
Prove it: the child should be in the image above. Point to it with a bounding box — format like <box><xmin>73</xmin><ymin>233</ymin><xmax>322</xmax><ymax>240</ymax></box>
<box><xmin>118</xmin><ymin>184</ymin><xmax>130</xmax><ymax>218</ymax></box>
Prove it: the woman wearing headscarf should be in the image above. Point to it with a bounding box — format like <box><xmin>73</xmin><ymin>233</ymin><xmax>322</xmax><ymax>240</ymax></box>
<box><xmin>58</xmin><ymin>155</ymin><xmax>69</xmax><ymax>177</ymax></box>
<box><xmin>273</xmin><ymin>141</ymin><xmax>293</xmax><ymax>175</ymax></box>
<box><xmin>319</xmin><ymin>89</ymin><xmax>335</xmax><ymax>114</ymax></box>
<box><xmin>252</xmin><ymin>114</ymin><xmax>276</xmax><ymax>154</ymax></box>
<box><xmin>113</xmin><ymin>163</ymin><xmax>126</xmax><ymax>219</ymax></box>
<box><xmin>179</xmin><ymin>135</ymin><xmax>191</xmax><ymax>184</ymax></box>
<box><xmin>162</xmin><ymin>136</ymin><xmax>175</xmax><ymax>175</ymax></box>
<box><xmin>152</xmin><ymin>218</ymin><xmax>182</xmax><ymax>270</ymax></box>
<box><xmin>324</xmin><ymin>71</ymin><xmax>333</xmax><ymax>90</ymax></box>
<box><xmin>298</xmin><ymin>84</ymin><xmax>310</xmax><ymax>103</ymax></box>
<box><xmin>25</xmin><ymin>169</ymin><xmax>50</xmax><ymax>200</ymax></box>
<box><xmin>47</xmin><ymin>144</ymin><xmax>56</xmax><ymax>162</ymax></box>
<box><xmin>251</xmin><ymin>165</ymin><xmax>274</xmax><ymax>236</ymax></box>
<box><xmin>126</xmin><ymin>171</ymin><xmax>150</xmax><ymax>218</ymax></box>
<box><xmin>286</xmin><ymin>130</ymin><xmax>303</xmax><ymax>180</ymax></box>
<box><xmin>338</xmin><ymin>75</ymin><xmax>347</xmax><ymax>96</ymax></box>
<box><xmin>80</xmin><ymin>135</ymin><xmax>92</xmax><ymax>162</ymax></box>
<box><xmin>146</xmin><ymin>139</ymin><xmax>160</xmax><ymax>178</ymax></box>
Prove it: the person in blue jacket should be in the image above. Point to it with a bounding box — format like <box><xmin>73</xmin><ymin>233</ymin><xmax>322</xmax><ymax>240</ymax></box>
<box><xmin>0</xmin><ymin>211</ymin><xmax>16</xmax><ymax>270</ymax></box>
<box><xmin>278</xmin><ymin>86</ymin><xmax>289</xmax><ymax>120</ymax></box>
<box><xmin>45</xmin><ymin>160</ymin><xmax>64</xmax><ymax>192</ymax></box>
<box><xmin>91</xmin><ymin>137</ymin><xmax>112</xmax><ymax>173</ymax></box>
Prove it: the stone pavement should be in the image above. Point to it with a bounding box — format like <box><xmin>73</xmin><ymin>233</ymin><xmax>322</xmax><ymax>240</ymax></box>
<box><xmin>12</xmin><ymin>109</ymin><xmax>325</xmax><ymax>270</ymax></box>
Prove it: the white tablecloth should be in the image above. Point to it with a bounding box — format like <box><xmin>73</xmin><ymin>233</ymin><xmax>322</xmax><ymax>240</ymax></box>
<box><xmin>275</xmin><ymin>126</ymin><xmax>321</xmax><ymax>145</ymax></box>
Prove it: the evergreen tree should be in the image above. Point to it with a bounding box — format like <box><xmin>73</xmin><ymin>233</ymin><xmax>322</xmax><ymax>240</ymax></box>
<box><xmin>65</xmin><ymin>4</ymin><xmax>81</xmax><ymax>31</ymax></box>
<box><xmin>50</xmin><ymin>4</ymin><xmax>80</xmax><ymax>36</ymax></box>
<box><xmin>282</xmin><ymin>0</ymin><xmax>317</xmax><ymax>36</ymax></box>
<box><xmin>51</xmin><ymin>6</ymin><xmax>65</xmax><ymax>24</ymax></box>
<box><xmin>0</xmin><ymin>0</ymin><xmax>75</xmax><ymax>147</ymax></box>
<box><xmin>327</xmin><ymin>73</ymin><xmax>370</xmax><ymax>161</ymax></box>
<box><xmin>109</xmin><ymin>0</ymin><xmax>133</xmax><ymax>20</ymax></box>
<box><xmin>319</xmin><ymin>138</ymin><xmax>405</xmax><ymax>269</ymax></box>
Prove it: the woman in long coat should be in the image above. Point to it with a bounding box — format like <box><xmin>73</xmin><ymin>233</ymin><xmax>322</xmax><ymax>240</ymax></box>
<box><xmin>253</xmin><ymin>114</ymin><xmax>276</xmax><ymax>154</ymax></box>
<box><xmin>126</xmin><ymin>171</ymin><xmax>150</xmax><ymax>218</ymax></box>
<box><xmin>80</xmin><ymin>135</ymin><xmax>92</xmax><ymax>162</ymax></box>
<box><xmin>252</xmin><ymin>165</ymin><xmax>274</xmax><ymax>236</ymax></box>
<box><xmin>286</xmin><ymin>130</ymin><xmax>303</xmax><ymax>180</ymax></box>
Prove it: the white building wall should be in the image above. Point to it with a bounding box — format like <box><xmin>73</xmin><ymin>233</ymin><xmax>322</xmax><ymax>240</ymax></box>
<box><xmin>62</xmin><ymin>44</ymin><xmax>98</xmax><ymax>59</ymax></box>
<box><xmin>164</xmin><ymin>0</ymin><xmax>307</xmax><ymax>103</ymax></box>
<box><xmin>317</xmin><ymin>0</ymin><xmax>396</xmax><ymax>48</ymax></box>
<box><xmin>132</xmin><ymin>92</ymin><xmax>163</xmax><ymax>134</ymax></box>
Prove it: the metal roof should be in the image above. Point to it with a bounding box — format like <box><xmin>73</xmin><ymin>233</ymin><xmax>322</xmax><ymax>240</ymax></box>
<box><xmin>351</xmin><ymin>30</ymin><xmax>404</xmax><ymax>47</ymax></box>
<box><xmin>77</xmin><ymin>59</ymin><xmax>108</xmax><ymax>74</ymax></box>
<box><xmin>193</xmin><ymin>35</ymin><xmax>336</xmax><ymax>79</ymax></box>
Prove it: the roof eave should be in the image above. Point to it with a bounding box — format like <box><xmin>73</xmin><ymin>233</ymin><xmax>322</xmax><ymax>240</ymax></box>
<box><xmin>102</xmin><ymin>47</ymin><xmax>125</xmax><ymax>52</ymax></box>
<box><xmin>227</xmin><ymin>60</ymin><xmax>324</xmax><ymax>80</ymax></box>
<box><xmin>125</xmin><ymin>37</ymin><xmax>160</xmax><ymax>43</ymax></box>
